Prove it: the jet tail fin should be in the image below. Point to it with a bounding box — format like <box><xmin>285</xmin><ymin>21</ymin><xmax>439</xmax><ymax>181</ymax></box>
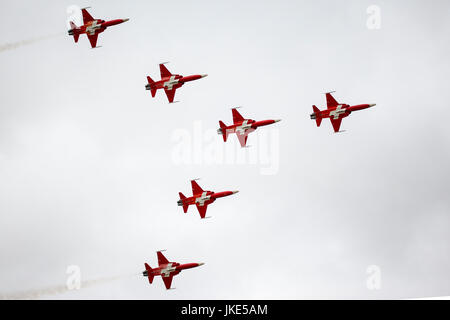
<box><xmin>144</xmin><ymin>263</ymin><xmax>154</xmax><ymax>284</ymax></box>
<box><xmin>147</xmin><ymin>76</ymin><xmax>157</xmax><ymax>97</ymax></box>
<box><xmin>218</xmin><ymin>121</ymin><xmax>228</xmax><ymax>142</ymax></box>
<box><xmin>179</xmin><ymin>192</ymin><xmax>189</xmax><ymax>213</ymax></box>
<box><xmin>69</xmin><ymin>22</ymin><xmax>80</xmax><ymax>43</ymax></box>
<box><xmin>312</xmin><ymin>105</ymin><xmax>322</xmax><ymax>127</ymax></box>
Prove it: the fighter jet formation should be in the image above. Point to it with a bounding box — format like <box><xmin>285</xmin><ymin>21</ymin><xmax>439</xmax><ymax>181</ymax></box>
<box><xmin>64</xmin><ymin>6</ymin><xmax>377</xmax><ymax>291</ymax></box>
<box><xmin>68</xmin><ymin>7</ymin><xmax>129</xmax><ymax>48</ymax></box>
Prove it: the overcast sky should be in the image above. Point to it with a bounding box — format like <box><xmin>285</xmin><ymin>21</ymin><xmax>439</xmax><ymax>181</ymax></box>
<box><xmin>0</xmin><ymin>0</ymin><xmax>449</xmax><ymax>299</ymax></box>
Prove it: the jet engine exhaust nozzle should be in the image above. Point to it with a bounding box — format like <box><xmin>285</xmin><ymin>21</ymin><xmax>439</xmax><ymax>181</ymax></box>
<box><xmin>177</xmin><ymin>199</ymin><xmax>183</xmax><ymax>206</ymax></box>
<box><xmin>310</xmin><ymin>113</ymin><xmax>317</xmax><ymax>120</ymax></box>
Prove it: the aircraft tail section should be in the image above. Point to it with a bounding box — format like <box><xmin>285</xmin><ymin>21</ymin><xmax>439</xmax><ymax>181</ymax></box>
<box><xmin>312</xmin><ymin>105</ymin><xmax>322</xmax><ymax>127</ymax></box>
<box><xmin>147</xmin><ymin>76</ymin><xmax>157</xmax><ymax>97</ymax></box>
<box><xmin>179</xmin><ymin>192</ymin><xmax>189</xmax><ymax>213</ymax></box>
<box><xmin>218</xmin><ymin>121</ymin><xmax>228</xmax><ymax>142</ymax></box>
<box><xmin>69</xmin><ymin>21</ymin><xmax>80</xmax><ymax>43</ymax></box>
<box><xmin>144</xmin><ymin>263</ymin><xmax>154</xmax><ymax>284</ymax></box>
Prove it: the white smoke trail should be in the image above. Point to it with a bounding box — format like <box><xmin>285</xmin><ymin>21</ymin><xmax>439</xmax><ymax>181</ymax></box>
<box><xmin>0</xmin><ymin>32</ymin><xmax>65</xmax><ymax>53</ymax></box>
<box><xmin>0</xmin><ymin>273</ymin><xmax>139</xmax><ymax>300</ymax></box>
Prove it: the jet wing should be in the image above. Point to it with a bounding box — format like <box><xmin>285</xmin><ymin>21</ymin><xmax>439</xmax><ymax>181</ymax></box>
<box><xmin>160</xmin><ymin>64</ymin><xmax>172</xmax><ymax>78</ymax></box>
<box><xmin>196</xmin><ymin>203</ymin><xmax>208</xmax><ymax>219</ymax></box>
<box><xmin>236</xmin><ymin>131</ymin><xmax>249</xmax><ymax>147</ymax></box>
<box><xmin>191</xmin><ymin>180</ymin><xmax>203</xmax><ymax>195</ymax></box>
<box><xmin>87</xmin><ymin>33</ymin><xmax>99</xmax><ymax>48</ymax></box>
<box><xmin>81</xmin><ymin>8</ymin><xmax>95</xmax><ymax>24</ymax></box>
<box><xmin>232</xmin><ymin>108</ymin><xmax>244</xmax><ymax>124</ymax></box>
<box><xmin>157</xmin><ymin>251</ymin><xmax>170</xmax><ymax>266</ymax></box>
<box><xmin>330</xmin><ymin>117</ymin><xmax>343</xmax><ymax>133</ymax></box>
<box><xmin>164</xmin><ymin>88</ymin><xmax>176</xmax><ymax>103</ymax></box>
<box><xmin>162</xmin><ymin>274</ymin><xmax>174</xmax><ymax>290</ymax></box>
<box><xmin>326</xmin><ymin>92</ymin><xmax>339</xmax><ymax>109</ymax></box>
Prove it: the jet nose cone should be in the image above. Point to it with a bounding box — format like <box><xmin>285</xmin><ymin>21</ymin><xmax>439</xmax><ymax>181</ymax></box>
<box><xmin>232</xmin><ymin>190</ymin><xmax>239</xmax><ymax>194</ymax></box>
<box><xmin>198</xmin><ymin>263</ymin><xmax>205</xmax><ymax>266</ymax></box>
<box><xmin>201</xmin><ymin>74</ymin><xmax>208</xmax><ymax>78</ymax></box>
<box><xmin>122</xmin><ymin>18</ymin><xmax>130</xmax><ymax>22</ymax></box>
<box><xmin>274</xmin><ymin>119</ymin><xmax>281</xmax><ymax>123</ymax></box>
<box><xmin>369</xmin><ymin>104</ymin><xmax>376</xmax><ymax>107</ymax></box>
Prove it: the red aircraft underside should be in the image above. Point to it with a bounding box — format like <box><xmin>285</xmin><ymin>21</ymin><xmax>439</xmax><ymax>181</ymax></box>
<box><xmin>177</xmin><ymin>180</ymin><xmax>238</xmax><ymax>219</ymax></box>
<box><xmin>310</xmin><ymin>92</ymin><xmax>376</xmax><ymax>133</ymax></box>
<box><xmin>68</xmin><ymin>8</ymin><xmax>129</xmax><ymax>48</ymax></box>
<box><xmin>143</xmin><ymin>251</ymin><xmax>203</xmax><ymax>290</ymax></box>
<box><xmin>217</xmin><ymin>108</ymin><xmax>281</xmax><ymax>147</ymax></box>
<box><xmin>145</xmin><ymin>64</ymin><xmax>207</xmax><ymax>103</ymax></box>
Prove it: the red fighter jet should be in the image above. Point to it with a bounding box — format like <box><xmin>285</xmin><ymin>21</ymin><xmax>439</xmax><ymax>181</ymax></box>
<box><xmin>310</xmin><ymin>92</ymin><xmax>376</xmax><ymax>133</ymax></box>
<box><xmin>143</xmin><ymin>251</ymin><xmax>204</xmax><ymax>290</ymax></box>
<box><xmin>68</xmin><ymin>7</ymin><xmax>129</xmax><ymax>48</ymax></box>
<box><xmin>177</xmin><ymin>179</ymin><xmax>238</xmax><ymax>219</ymax></box>
<box><xmin>218</xmin><ymin>108</ymin><xmax>281</xmax><ymax>147</ymax></box>
<box><xmin>145</xmin><ymin>63</ymin><xmax>208</xmax><ymax>103</ymax></box>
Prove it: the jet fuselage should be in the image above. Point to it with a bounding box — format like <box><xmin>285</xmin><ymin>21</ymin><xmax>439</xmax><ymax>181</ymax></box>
<box><xmin>145</xmin><ymin>74</ymin><xmax>207</xmax><ymax>91</ymax></box>
<box><xmin>217</xmin><ymin>118</ymin><xmax>280</xmax><ymax>136</ymax></box>
<box><xmin>143</xmin><ymin>262</ymin><xmax>203</xmax><ymax>278</ymax></box>
<box><xmin>310</xmin><ymin>103</ymin><xmax>375</xmax><ymax>120</ymax></box>
<box><xmin>68</xmin><ymin>18</ymin><xmax>129</xmax><ymax>37</ymax></box>
<box><xmin>177</xmin><ymin>190</ymin><xmax>237</xmax><ymax>208</ymax></box>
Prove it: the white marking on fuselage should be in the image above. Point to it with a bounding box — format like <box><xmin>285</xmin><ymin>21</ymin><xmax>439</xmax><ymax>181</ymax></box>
<box><xmin>329</xmin><ymin>105</ymin><xmax>346</xmax><ymax>119</ymax></box>
<box><xmin>235</xmin><ymin>120</ymin><xmax>252</xmax><ymax>134</ymax></box>
<box><xmin>195</xmin><ymin>191</ymin><xmax>210</xmax><ymax>206</ymax></box>
<box><xmin>163</xmin><ymin>76</ymin><xmax>179</xmax><ymax>90</ymax></box>
<box><xmin>160</xmin><ymin>263</ymin><xmax>176</xmax><ymax>277</ymax></box>
<box><xmin>86</xmin><ymin>20</ymin><xmax>101</xmax><ymax>35</ymax></box>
